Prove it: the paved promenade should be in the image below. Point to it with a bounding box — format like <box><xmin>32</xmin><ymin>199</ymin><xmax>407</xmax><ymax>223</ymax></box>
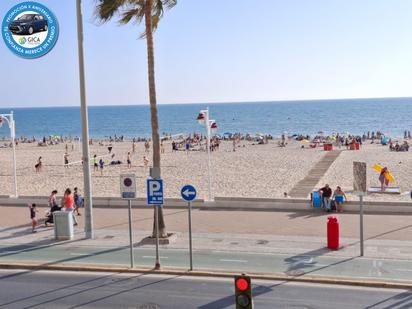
<box><xmin>1</xmin><ymin>206</ymin><xmax>412</xmax><ymax>285</ymax></box>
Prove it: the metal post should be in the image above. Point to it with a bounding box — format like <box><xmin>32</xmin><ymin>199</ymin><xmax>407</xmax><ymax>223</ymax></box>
<box><xmin>10</xmin><ymin>112</ymin><xmax>18</xmax><ymax>197</ymax></box>
<box><xmin>360</xmin><ymin>194</ymin><xmax>364</xmax><ymax>257</ymax></box>
<box><xmin>76</xmin><ymin>0</ymin><xmax>94</xmax><ymax>239</ymax></box>
<box><xmin>206</xmin><ymin>107</ymin><xmax>213</xmax><ymax>201</ymax></box>
<box><xmin>155</xmin><ymin>205</ymin><xmax>161</xmax><ymax>269</ymax></box>
<box><xmin>188</xmin><ymin>201</ymin><xmax>193</xmax><ymax>270</ymax></box>
<box><xmin>128</xmin><ymin>199</ymin><xmax>134</xmax><ymax>268</ymax></box>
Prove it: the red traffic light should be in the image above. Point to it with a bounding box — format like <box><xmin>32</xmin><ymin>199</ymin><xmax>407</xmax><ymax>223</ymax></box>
<box><xmin>235</xmin><ymin>278</ymin><xmax>249</xmax><ymax>291</ymax></box>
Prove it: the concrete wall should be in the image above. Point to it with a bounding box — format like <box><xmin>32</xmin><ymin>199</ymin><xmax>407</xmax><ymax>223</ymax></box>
<box><xmin>1</xmin><ymin>195</ymin><xmax>412</xmax><ymax>214</ymax></box>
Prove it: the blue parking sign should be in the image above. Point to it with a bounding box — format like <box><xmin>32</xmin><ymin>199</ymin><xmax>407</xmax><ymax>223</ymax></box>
<box><xmin>147</xmin><ymin>179</ymin><xmax>164</xmax><ymax>205</ymax></box>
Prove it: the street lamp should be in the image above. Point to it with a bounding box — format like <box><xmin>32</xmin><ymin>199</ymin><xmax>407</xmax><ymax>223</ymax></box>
<box><xmin>0</xmin><ymin>112</ymin><xmax>18</xmax><ymax>197</ymax></box>
<box><xmin>76</xmin><ymin>0</ymin><xmax>94</xmax><ymax>239</ymax></box>
<box><xmin>196</xmin><ymin>107</ymin><xmax>217</xmax><ymax>201</ymax></box>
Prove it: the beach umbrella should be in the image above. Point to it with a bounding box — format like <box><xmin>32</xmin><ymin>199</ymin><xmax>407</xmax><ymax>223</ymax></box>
<box><xmin>301</xmin><ymin>139</ymin><xmax>310</xmax><ymax>143</ymax></box>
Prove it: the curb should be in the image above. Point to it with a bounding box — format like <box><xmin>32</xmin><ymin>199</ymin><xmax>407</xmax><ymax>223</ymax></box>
<box><xmin>0</xmin><ymin>262</ymin><xmax>411</xmax><ymax>290</ymax></box>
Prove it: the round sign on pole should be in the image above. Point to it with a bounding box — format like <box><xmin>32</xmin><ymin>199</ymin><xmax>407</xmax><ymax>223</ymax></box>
<box><xmin>181</xmin><ymin>185</ymin><xmax>197</xmax><ymax>202</ymax></box>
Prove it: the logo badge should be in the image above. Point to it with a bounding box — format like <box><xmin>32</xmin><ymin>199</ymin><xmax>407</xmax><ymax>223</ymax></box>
<box><xmin>2</xmin><ymin>2</ymin><xmax>59</xmax><ymax>59</ymax></box>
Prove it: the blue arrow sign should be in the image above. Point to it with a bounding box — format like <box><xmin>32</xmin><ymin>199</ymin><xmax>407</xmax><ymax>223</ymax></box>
<box><xmin>181</xmin><ymin>185</ymin><xmax>197</xmax><ymax>202</ymax></box>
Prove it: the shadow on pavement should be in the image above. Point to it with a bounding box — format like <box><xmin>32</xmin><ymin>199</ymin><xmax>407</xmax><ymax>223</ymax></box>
<box><xmin>363</xmin><ymin>290</ymin><xmax>412</xmax><ymax>309</ymax></box>
<box><xmin>198</xmin><ymin>282</ymin><xmax>284</xmax><ymax>309</ymax></box>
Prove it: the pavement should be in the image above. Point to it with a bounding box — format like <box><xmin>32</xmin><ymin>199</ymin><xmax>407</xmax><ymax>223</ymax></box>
<box><xmin>1</xmin><ymin>205</ymin><xmax>412</xmax><ymax>287</ymax></box>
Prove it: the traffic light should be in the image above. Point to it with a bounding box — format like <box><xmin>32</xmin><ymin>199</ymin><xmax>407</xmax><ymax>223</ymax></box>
<box><xmin>235</xmin><ymin>274</ymin><xmax>253</xmax><ymax>309</ymax></box>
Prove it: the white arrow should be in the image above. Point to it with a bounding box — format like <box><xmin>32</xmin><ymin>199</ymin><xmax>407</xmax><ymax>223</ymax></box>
<box><xmin>183</xmin><ymin>189</ymin><xmax>196</xmax><ymax>197</ymax></box>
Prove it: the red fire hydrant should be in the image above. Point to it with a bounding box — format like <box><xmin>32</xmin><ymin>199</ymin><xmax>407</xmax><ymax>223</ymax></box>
<box><xmin>327</xmin><ymin>216</ymin><xmax>339</xmax><ymax>250</ymax></box>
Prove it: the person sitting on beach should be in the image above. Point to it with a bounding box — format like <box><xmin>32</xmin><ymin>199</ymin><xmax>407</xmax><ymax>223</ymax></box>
<box><xmin>333</xmin><ymin>186</ymin><xmax>347</xmax><ymax>213</ymax></box>
<box><xmin>400</xmin><ymin>141</ymin><xmax>409</xmax><ymax>152</ymax></box>
<box><xmin>395</xmin><ymin>142</ymin><xmax>400</xmax><ymax>152</ymax></box>
<box><xmin>319</xmin><ymin>184</ymin><xmax>332</xmax><ymax>211</ymax></box>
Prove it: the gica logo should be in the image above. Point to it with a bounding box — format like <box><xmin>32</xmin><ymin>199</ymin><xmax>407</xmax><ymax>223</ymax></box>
<box><xmin>2</xmin><ymin>2</ymin><xmax>59</xmax><ymax>59</ymax></box>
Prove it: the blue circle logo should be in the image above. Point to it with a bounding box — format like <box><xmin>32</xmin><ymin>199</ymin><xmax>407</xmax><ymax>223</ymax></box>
<box><xmin>2</xmin><ymin>2</ymin><xmax>59</xmax><ymax>59</ymax></box>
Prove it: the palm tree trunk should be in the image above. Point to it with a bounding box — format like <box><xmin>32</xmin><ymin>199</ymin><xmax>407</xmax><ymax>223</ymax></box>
<box><xmin>145</xmin><ymin>0</ymin><xmax>167</xmax><ymax>238</ymax></box>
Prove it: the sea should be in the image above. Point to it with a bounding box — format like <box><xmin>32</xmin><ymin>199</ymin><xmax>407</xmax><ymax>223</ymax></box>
<box><xmin>1</xmin><ymin>98</ymin><xmax>411</xmax><ymax>139</ymax></box>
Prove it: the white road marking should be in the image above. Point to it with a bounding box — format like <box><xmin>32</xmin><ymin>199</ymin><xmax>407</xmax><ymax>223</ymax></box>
<box><xmin>142</xmin><ymin>256</ymin><xmax>168</xmax><ymax>259</ymax></box>
<box><xmin>395</xmin><ymin>268</ymin><xmax>412</xmax><ymax>272</ymax></box>
<box><xmin>219</xmin><ymin>259</ymin><xmax>248</xmax><ymax>263</ymax></box>
<box><xmin>70</xmin><ymin>253</ymin><xmax>91</xmax><ymax>256</ymax></box>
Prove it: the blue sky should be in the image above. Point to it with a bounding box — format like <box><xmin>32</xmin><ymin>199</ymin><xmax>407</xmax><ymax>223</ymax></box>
<box><xmin>1</xmin><ymin>0</ymin><xmax>412</xmax><ymax>107</ymax></box>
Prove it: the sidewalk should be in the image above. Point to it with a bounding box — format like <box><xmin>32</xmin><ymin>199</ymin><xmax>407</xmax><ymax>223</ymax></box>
<box><xmin>1</xmin><ymin>206</ymin><xmax>412</xmax><ymax>286</ymax></box>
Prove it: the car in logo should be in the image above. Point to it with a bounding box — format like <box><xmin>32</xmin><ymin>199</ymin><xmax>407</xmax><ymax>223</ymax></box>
<box><xmin>8</xmin><ymin>14</ymin><xmax>48</xmax><ymax>35</ymax></box>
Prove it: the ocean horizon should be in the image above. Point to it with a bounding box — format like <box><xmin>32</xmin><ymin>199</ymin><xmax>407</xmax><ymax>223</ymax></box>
<box><xmin>1</xmin><ymin>97</ymin><xmax>412</xmax><ymax>139</ymax></box>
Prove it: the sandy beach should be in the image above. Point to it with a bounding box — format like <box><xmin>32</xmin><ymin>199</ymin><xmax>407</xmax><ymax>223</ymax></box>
<box><xmin>0</xmin><ymin>139</ymin><xmax>411</xmax><ymax>201</ymax></box>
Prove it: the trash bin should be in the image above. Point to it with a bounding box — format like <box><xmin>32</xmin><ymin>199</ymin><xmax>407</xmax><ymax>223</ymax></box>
<box><xmin>312</xmin><ymin>191</ymin><xmax>322</xmax><ymax>208</ymax></box>
<box><xmin>53</xmin><ymin>211</ymin><xmax>74</xmax><ymax>240</ymax></box>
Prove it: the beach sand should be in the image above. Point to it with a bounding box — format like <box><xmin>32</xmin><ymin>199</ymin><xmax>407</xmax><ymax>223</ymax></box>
<box><xmin>0</xmin><ymin>139</ymin><xmax>410</xmax><ymax>201</ymax></box>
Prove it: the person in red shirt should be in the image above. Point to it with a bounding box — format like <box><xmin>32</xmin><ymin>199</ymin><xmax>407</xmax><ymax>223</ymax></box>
<box><xmin>63</xmin><ymin>188</ymin><xmax>78</xmax><ymax>226</ymax></box>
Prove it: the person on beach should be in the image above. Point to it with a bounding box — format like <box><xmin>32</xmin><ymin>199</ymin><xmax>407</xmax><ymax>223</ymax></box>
<box><xmin>333</xmin><ymin>186</ymin><xmax>347</xmax><ymax>212</ymax></box>
<box><xmin>29</xmin><ymin>203</ymin><xmax>38</xmax><ymax>233</ymax></box>
<box><xmin>73</xmin><ymin>187</ymin><xmax>83</xmax><ymax>216</ymax></box>
<box><xmin>127</xmin><ymin>152</ymin><xmax>132</xmax><ymax>169</ymax></box>
<box><xmin>35</xmin><ymin>156</ymin><xmax>42</xmax><ymax>173</ymax></box>
<box><xmin>161</xmin><ymin>141</ymin><xmax>165</xmax><ymax>154</ymax></box>
<box><xmin>93</xmin><ymin>154</ymin><xmax>98</xmax><ymax>171</ymax></box>
<box><xmin>143</xmin><ymin>156</ymin><xmax>149</xmax><ymax>171</ymax></box>
<box><xmin>99</xmin><ymin>159</ymin><xmax>104</xmax><ymax>176</ymax></box>
<box><xmin>132</xmin><ymin>141</ymin><xmax>136</xmax><ymax>153</ymax></box>
<box><xmin>144</xmin><ymin>140</ymin><xmax>150</xmax><ymax>153</ymax></box>
<box><xmin>63</xmin><ymin>188</ymin><xmax>78</xmax><ymax>226</ymax></box>
<box><xmin>64</xmin><ymin>152</ymin><xmax>69</xmax><ymax>168</ymax></box>
<box><xmin>319</xmin><ymin>184</ymin><xmax>332</xmax><ymax>211</ymax></box>
<box><xmin>108</xmin><ymin>144</ymin><xmax>113</xmax><ymax>154</ymax></box>
<box><xmin>379</xmin><ymin>167</ymin><xmax>390</xmax><ymax>191</ymax></box>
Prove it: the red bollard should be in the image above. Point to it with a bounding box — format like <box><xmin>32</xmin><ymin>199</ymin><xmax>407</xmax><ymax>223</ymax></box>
<box><xmin>327</xmin><ymin>216</ymin><xmax>339</xmax><ymax>250</ymax></box>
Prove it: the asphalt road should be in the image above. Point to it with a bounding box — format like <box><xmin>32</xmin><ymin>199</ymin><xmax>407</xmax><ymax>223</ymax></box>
<box><xmin>2</xmin><ymin>243</ymin><xmax>412</xmax><ymax>282</ymax></box>
<box><xmin>0</xmin><ymin>269</ymin><xmax>410</xmax><ymax>309</ymax></box>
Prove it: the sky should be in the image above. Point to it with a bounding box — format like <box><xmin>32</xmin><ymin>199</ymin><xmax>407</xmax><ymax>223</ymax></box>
<box><xmin>0</xmin><ymin>0</ymin><xmax>412</xmax><ymax>108</ymax></box>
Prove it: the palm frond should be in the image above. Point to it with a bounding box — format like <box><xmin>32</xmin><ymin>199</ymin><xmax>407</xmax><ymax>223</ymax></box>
<box><xmin>95</xmin><ymin>0</ymin><xmax>177</xmax><ymax>35</ymax></box>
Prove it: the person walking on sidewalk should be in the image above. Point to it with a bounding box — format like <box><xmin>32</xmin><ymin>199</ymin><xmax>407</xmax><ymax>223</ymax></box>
<box><xmin>73</xmin><ymin>187</ymin><xmax>83</xmax><ymax>216</ymax></box>
<box><xmin>63</xmin><ymin>188</ymin><xmax>78</xmax><ymax>226</ymax></box>
<box><xmin>319</xmin><ymin>184</ymin><xmax>332</xmax><ymax>211</ymax></box>
<box><xmin>29</xmin><ymin>203</ymin><xmax>38</xmax><ymax>233</ymax></box>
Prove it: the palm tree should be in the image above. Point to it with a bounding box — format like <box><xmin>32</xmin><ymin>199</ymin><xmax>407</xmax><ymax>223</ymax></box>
<box><xmin>96</xmin><ymin>0</ymin><xmax>176</xmax><ymax>238</ymax></box>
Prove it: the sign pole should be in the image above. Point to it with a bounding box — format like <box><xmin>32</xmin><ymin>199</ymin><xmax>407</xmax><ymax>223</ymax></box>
<box><xmin>188</xmin><ymin>201</ymin><xmax>193</xmax><ymax>271</ymax></box>
<box><xmin>10</xmin><ymin>112</ymin><xmax>17</xmax><ymax>197</ymax></box>
<box><xmin>128</xmin><ymin>199</ymin><xmax>134</xmax><ymax>268</ymax></box>
<box><xmin>360</xmin><ymin>194</ymin><xmax>364</xmax><ymax>257</ymax></box>
<box><xmin>155</xmin><ymin>205</ymin><xmax>161</xmax><ymax>269</ymax></box>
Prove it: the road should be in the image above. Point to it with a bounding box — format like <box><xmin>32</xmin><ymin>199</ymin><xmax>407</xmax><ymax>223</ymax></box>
<box><xmin>2</xmin><ymin>243</ymin><xmax>412</xmax><ymax>283</ymax></box>
<box><xmin>0</xmin><ymin>269</ymin><xmax>410</xmax><ymax>309</ymax></box>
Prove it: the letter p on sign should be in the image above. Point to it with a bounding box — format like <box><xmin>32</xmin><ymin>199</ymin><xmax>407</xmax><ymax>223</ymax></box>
<box><xmin>147</xmin><ymin>179</ymin><xmax>164</xmax><ymax>205</ymax></box>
